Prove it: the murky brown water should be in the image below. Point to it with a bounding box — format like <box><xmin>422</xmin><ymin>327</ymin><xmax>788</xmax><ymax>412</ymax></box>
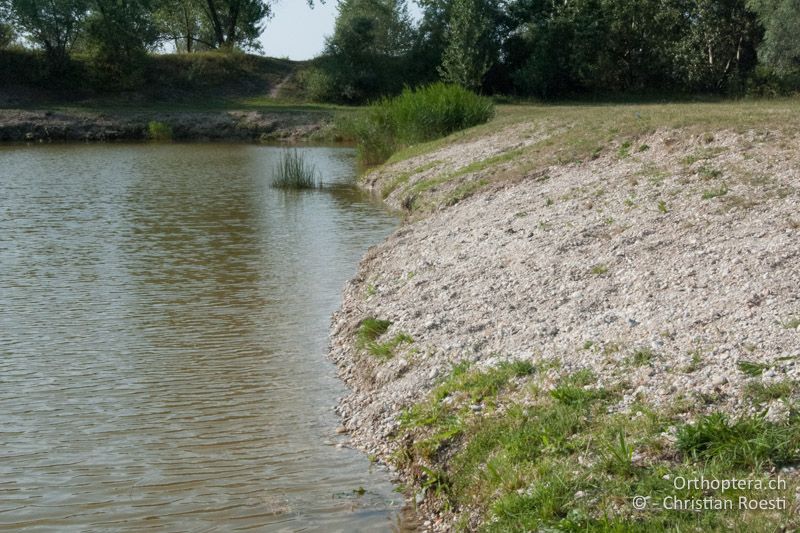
<box><xmin>0</xmin><ymin>144</ymin><xmax>402</xmax><ymax>532</ymax></box>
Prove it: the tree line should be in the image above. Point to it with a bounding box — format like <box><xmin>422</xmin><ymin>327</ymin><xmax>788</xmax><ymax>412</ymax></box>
<box><xmin>1</xmin><ymin>0</ymin><xmax>799</xmax><ymax>100</ymax></box>
<box><xmin>0</xmin><ymin>0</ymin><xmax>310</xmax><ymax>78</ymax></box>
<box><xmin>310</xmin><ymin>0</ymin><xmax>800</xmax><ymax>102</ymax></box>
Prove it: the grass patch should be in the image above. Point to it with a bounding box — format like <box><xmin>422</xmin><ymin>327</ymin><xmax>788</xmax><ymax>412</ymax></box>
<box><xmin>356</xmin><ymin>317</ymin><xmax>392</xmax><ymax>344</ymax></box>
<box><xmin>744</xmin><ymin>380</ymin><xmax>796</xmax><ymax>404</ymax></box>
<box><xmin>702</xmin><ymin>184</ymin><xmax>728</xmax><ymax>200</ymax></box>
<box><xmin>657</xmin><ymin>200</ymin><xmax>668</xmax><ymax>213</ymax></box>
<box><xmin>271</xmin><ymin>149</ymin><xmax>322</xmax><ymax>189</ymax></box>
<box><xmin>147</xmin><ymin>120</ymin><xmax>173</xmax><ymax>141</ymax></box>
<box><xmin>367</xmin><ymin>332</ymin><xmax>414</xmax><ymax>360</ymax></box>
<box><xmin>591</xmin><ymin>264</ymin><xmax>609</xmax><ymax>275</ymax></box>
<box><xmin>398</xmin><ymin>360</ymin><xmax>535</xmax><ymax>461</ymax></box>
<box><xmin>394</xmin><ymin>367</ymin><xmax>799</xmax><ymax>531</ymax></box>
<box><xmin>738</xmin><ymin>360</ymin><xmax>769</xmax><ymax>377</ymax></box>
<box><xmin>677</xmin><ymin>412</ymin><xmax>800</xmax><ymax>468</ymax></box>
<box><xmin>355</xmin><ymin>317</ymin><xmax>412</xmax><ymax>360</ymax></box>
<box><xmin>629</xmin><ymin>347</ymin><xmax>655</xmax><ymax>366</ymax></box>
<box><xmin>342</xmin><ymin>83</ymin><xmax>494</xmax><ymax>165</ymax></box>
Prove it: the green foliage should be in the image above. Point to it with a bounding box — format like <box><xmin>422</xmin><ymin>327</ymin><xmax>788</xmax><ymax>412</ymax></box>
<box><xmin>748</xmin><ymin>0</ymin><xmax>800</xmax><ymax>73</ymax></box>
<box><xmin>270</xmin><ymin>149</ymin><xmax>322</xmax><ymax>189</ymax></box>
<box><xmin>437</xmin><ymin>0</ymin><xmax>491</xmax><ymax>90</ymax></box>
<box><xmin>312</xmin><ymin>0</ymin><xmax>414</xmax><ymax>103</ymax></box>
<box><xmin>0</xmin><ymin>19</ymin><xmax>14</xmax><ymax>48</ymax></box>
<box><xmin>5</xmin><ymin>0</ymin><xmax>88</xmax><ymax>71</ymax></box>
<box><xmin>345</xmin><ymin>83</ymin><xmax>494</xmax><ymax>164</ymax></box>
<box><xmin>147</xmin><ymin>120</ymin><xmax>173</xmax><ymax>140</ymax></box>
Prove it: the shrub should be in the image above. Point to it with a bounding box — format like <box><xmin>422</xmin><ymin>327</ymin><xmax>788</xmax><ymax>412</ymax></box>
<box><xmin>147</xmin><ymin>121</ymin><xmax>173</xmax><ymax>141</ymax></box>
<box><xmin>271</xmin><ymin>149</ymin><xmax>322</xmax><ymax>190</ymax></box>
<box><xmin>344</xmin><ymin>83</ymin><xmax>494</xmax><ymax>165</ymax></box>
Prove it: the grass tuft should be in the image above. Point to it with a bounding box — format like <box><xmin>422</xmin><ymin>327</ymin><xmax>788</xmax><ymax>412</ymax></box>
<box><xmin>271</xmin><ymin>149</ymin><xmax>322</xmax><ymax>189</ymax></box>
<box><xmin>147</xmin><ymin>120</ymin><xmax>173</xmax><ymax>141</ymax></box>
<box><xmin>677</xmin><ymin>412</ymin><xmax>800</xmax><ymax>468</ymax></box>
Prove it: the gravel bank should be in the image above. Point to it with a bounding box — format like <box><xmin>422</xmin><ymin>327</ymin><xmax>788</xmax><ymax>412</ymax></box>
<box><xmin>328</xmin><ymin>122</ymin><xmax>800</xmax><ymax>529</ymax></box>
<box><xmin>0</xmin><ymin>109</ymin><xmax>331</xmax><ymax>142</ymax></box>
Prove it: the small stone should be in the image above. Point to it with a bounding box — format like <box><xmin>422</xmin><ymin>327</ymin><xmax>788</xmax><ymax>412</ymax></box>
<box><xmin>711</xmin><ymin>375</ymin><xmax>728</xmax><ymax>387</ymax></box>
<box><xmin>415</xmin><ymin>491</ymin><xmax>425</xmax><ymax>505</ymax></box>
<box><xmin>336</xmin><ymin>426</ymin><xmax>347</xmax><ymax>434</ymax></box>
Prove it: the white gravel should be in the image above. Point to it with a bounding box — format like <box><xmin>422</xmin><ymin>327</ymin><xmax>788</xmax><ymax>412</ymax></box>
<box><xmin>328</xmin><ymin>125</ymin><xmax>800</xmax><ymax>526</ymax></box>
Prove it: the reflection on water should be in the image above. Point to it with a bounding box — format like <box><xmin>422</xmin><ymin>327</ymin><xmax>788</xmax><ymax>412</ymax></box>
<box><xmin>0</xmin><ymin>144</ymin><xmax>401</xmax><ymax>531</ymax></box>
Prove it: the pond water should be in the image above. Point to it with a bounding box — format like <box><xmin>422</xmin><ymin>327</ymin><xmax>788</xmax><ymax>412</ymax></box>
<box><xmin>0</xmin><ymin>144</ymin><xmax>402</xmax><ymax>532</ymax></box>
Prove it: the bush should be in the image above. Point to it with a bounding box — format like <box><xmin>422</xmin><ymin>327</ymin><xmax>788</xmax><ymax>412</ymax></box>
<box><xmin>271</xmin><ymin>149</ymin><xmax>322</xmax><ymax>189</ymax></box>
<box><xmin>344</xmin><ymin>83</ymin><xmax>494</xmax><ymax>165</ymax></box>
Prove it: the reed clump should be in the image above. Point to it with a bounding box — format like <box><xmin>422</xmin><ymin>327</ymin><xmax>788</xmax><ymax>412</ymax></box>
<box><xmin>271</xmin><ymin>149</ymin><xmax>322</xmax><ymax>189</ymax></box>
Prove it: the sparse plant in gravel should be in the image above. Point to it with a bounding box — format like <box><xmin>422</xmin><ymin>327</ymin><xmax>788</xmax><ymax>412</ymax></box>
<box><xmin>629</xmin><ymin>347</ymin><xmax>655</xmax><ymax>366</ymax></box>
<box><xmin>745</xmin><ymin>380</ymin><xmax>795</xmax><ymax>404</ymax></box>
<box><xmin>591</xmin><ymin>263</ymin><xmax>608</xmax><ymax>275</ymax></box>
<box><xmin>738</xmin><ymin>360</ymin><xmax>769</xmax><ymax>376</ymax></box>
<box><xmin>356</xmin><ymin>317</ymin><xmax>392</xmax><ymax>345</ymax></box>
<box><xmin>702</xmin><ymin>184</ymin><xmax>728</xmax><ymax>199</ymax></box>
<box><xmin>657</xmin><ymin>199</ymin><xmax>668</xmax><ymax>213</ymax></box>
<box><xmin>783</xmin><ymin>316</ymin><xmax>800</xmax><ymax>329</ymax></box>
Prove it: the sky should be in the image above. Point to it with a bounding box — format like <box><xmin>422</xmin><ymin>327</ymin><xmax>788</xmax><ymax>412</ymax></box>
<box><xmin>260</xmin><ymin>1</ymin><xmax>423</xmax><ymax>61</ymax></box>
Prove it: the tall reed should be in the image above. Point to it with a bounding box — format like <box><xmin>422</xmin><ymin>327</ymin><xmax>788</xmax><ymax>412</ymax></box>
<box><xmin>271</xmin><ymin>149</ymin><xmax>322</xmax><ymax>189</ymax></box>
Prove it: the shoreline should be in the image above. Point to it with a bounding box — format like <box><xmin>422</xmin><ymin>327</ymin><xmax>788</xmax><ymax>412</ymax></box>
<box><xmin>327</xmin><ymin>103</ymin><xmax>800</xmax><ymax>531</ymax></box>
<box><xmin>0</xmin><ymin>108</ymin><xmax>334</xmax><ymax>143</ymax></box>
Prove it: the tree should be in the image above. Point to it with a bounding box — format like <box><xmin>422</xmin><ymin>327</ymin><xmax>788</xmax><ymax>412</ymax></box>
<box><xmin>316</xmin><ymin>0</ymin><xmax>415</xmax><ymax>102</ymax></box>
<box><xmin>86</xmin><ymin>0</ymin><xmax>159</xmax><ymax>86</ymax></box>
<box><xmin>672</xmin><ymin>0</ymin><xmax>760</xmax><ymax>91</ymax></box>
<box><xmin>748</xmin><ymin>0</ymin><xmax>800</xmax><ymax>71</ymax></box>
<box><xmin>201</xmin><ymin>0</ymin><xmax>271</xmax><ymax>50</ymax></box>
<box><xmin>5</xmin><ymin>0</ymin><xmax>88</xmax><ymax>69</ymax></box>
<box><xmin>154</xmin><ymin>0</ymin><xmax>211</xmax><ymax>52</ymax></box>
<box><xmin>438</xmin><ymin>0</ymin><xmax>491</xmax><ymax>89</ymax></box>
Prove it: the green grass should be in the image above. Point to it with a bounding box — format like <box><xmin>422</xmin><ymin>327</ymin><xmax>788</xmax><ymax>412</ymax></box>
<box><xmin>342</xmin><ymin>83</ymin><xmax>494</xmax><ymax>165</ymax></box>
<box><xmin>629</xmin><ymin>347</ymin><xmax>655</xmax><ymax>366</ymax></box>
<box><xmin>356</xmin><ymin>317</ymin><xmax>392</xmax><ymax>344</ymax></box>
<box><xmin>397</xmin><ymin>360</ymin><xmax>535</xmax><ymax>461</ymax></box>
<box><xmin>677</xmin><ymin>412</ymin><xmax>800</xmax><ymax>468</ymax></box>
<box><xmin>270</xmin><ymin>149</ymin><xmax>322</xmax><ymax>189</ymax></box>
<box><xmin>393</xmin><ymin>367</ymin><xmax>799</xmax><ymax>532</ymax></box>
<box><xmin>367</xmin><ymin>332</ymin><xmax>414</xmax><ymax>360</ymax></box>
<box><xmin>744</xmin><ymin>380</ymin><xmax>795</xmax><ymax>404</ymax></box>
<box><xmin>354</xmin><ymin>317</ymin><xmax>413</xmax><ymax>360</ymax></box>
<box><xmin>369</xmin><ymin>98</ymin><xmax>800</xmax><ymax>217</ymax></box>
<box><xmin>738</xmin><ymin>360</ymin><xmax>769</xmax><ymax>377</ymax></box>
<box><xmin>591</xmin><ymin>264</ymin><xmax>609</xmax><ymax>275</ymax></box>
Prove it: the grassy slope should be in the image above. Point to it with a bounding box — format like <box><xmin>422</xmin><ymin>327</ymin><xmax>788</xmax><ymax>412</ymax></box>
<box><xmin>378</xmin><ymin>99</ymin><xmax>800</xmax><ymax>215</ymax></box>
<box><xmin>365</xmin><ymin>99</ymin><xmax>800</xmax><ymax>532</ymax></box>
